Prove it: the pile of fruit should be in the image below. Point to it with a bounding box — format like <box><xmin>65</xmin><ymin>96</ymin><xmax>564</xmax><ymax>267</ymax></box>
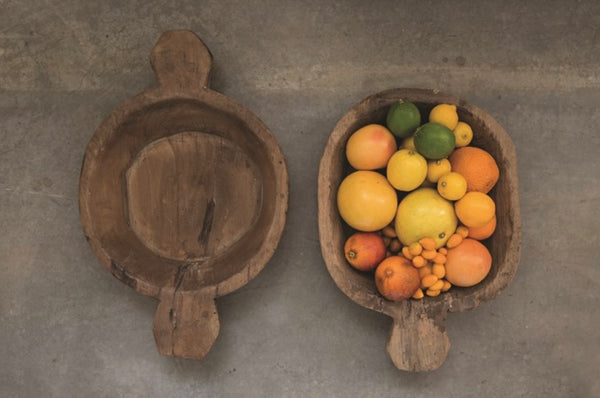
<box><xmin>337</xmin><ymin>101</ymin><xmax>499</xmax><ymax>301</ymax></box>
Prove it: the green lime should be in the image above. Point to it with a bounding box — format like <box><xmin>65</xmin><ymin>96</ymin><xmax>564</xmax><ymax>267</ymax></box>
<box><xmin>386</xmin><ymin>101</ymin><xmax>421</xmax><ymax>138</ymax></box>
<box><xmin>414</xmin><ymin>122</ymin><xmax>456</xmax><ymax>160</ymax></box>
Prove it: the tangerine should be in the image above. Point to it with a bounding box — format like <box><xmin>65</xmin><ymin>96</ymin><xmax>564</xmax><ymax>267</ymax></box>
<box><xmin>374</xmin><ymin>256</ymin><xmax>420</xmax><ymax>301</ymax></box>
<box><xmin>344</xmin><ymin>232</ymin><xmax>387</xmax><ymax>271</ymax></box>
<box><xmin>448</xmin><ymin>146</ymin><xmax>499</xmax><ymax>193</ymax></box>
<box><xmin>468</xmin><ymin>215</ymin><xmax>497</xmax><ymax>240</ymax></box>
<box><xmin>454</xmin><ymin>191</ymin><xmax>495</xmax><ymax>228</ymax></box>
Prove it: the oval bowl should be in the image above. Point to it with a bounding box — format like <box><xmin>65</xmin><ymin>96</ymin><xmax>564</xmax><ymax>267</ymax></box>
<box><xmin>318</xmin><ymin>88</ymin><xmax>521</xmax><ymax>371</ymax></box>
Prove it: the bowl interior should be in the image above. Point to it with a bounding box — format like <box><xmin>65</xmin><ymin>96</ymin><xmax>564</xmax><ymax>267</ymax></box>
<box><xmin>320</xmin><ymin>89</ymin><xmax>520</xmax><ymax>314</ymax></box>
<box><xmin>81</xmin><ymin>95</ymin><xmax>283</xmax><ymax>295</ymax></box>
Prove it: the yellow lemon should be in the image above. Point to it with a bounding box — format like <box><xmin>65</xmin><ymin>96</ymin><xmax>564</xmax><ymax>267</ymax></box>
<box><xmin>437</xmin><ymin>171</ymin><xmax>467</xmax><ymax>201</ymax></box>
<box><xmin>400</xmin><ymin>135</ymin><xmax>416</xmax><ymax>151</ymax></box>
<box><xmin>426</xmin><ymin>158</ymin><xmax>451</xmax><ymax>183</ymax></box>
<box><xmin>395</xmin><ymin>188</ymin><xmax>457</xmax><ymax>248</ymax></box>
<box><xmin>429</xmin><ymin>104</ymin><xmax>459</xmax><ymax>130</ymax></box>
<box><xmin>386</xmin><ymin>149</ymin><xmax>427</xmax><ymax>191</ymax></box>
<box><xmin>453</xmin><ymin>121</ymin><xmax>473</xmax><ymax>147</ymax></box>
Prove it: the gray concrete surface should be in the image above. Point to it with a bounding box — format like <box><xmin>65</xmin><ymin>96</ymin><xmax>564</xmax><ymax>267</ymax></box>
<box><xmin>1</xmin><ymin>1</ymin><xmax>599</xmax><ymax>396</ymax></box>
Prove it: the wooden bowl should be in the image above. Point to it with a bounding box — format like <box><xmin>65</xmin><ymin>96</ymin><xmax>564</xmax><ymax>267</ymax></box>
<box><xmin>318</xmin><ymin>88</ymin><xmax>521</xmax><ymax>371</ymax></box>
<box><xmin>79</xmin><ymin>31</ymin><xmax>288</xmax><ymax>359</ymax></box>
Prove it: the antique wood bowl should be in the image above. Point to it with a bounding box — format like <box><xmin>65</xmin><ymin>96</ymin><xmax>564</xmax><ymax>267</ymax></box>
<box><xmin>318</xmin><ymin>88</ymin><xmax>521</xmax><ymax>371</ymax></box>
<box><xmin>80</xmin><ymin>31</ymin><xmax>288</xmax><ymax>359</ymax></box>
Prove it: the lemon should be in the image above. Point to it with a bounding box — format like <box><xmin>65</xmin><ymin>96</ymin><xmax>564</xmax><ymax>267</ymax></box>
<box><xmin>395</xmin><ymin>188</ymin><xmax>457</xmax><ymax>248</ymax></box>
<box><xmin>337</xmin><ymin>171</ymin><xmax>398</xmax><ymax>231</ymax></box>
<box><xmin>453</xmin><ymin>121</ymin><xmax>473</xmax><ymax>147</ymax></box>
<box><xmin>400</xmin><ymin>135</ymin><xmax>416</xmax><ymax>151</ymax></box>
<box><xmin>386</xmin><ymin>149</ymin><xmax>427</xmax><ymax>191</ymax></box>
<box><xmin>437</xmin><ymin>171</ymin><xmax>467</xmax><ymax>201</ymax></box>
<box><xmin>426</xmin><ymin>158</ymin><xmax>451</xmax><ymax>183</ymax></box>
<box><xmin>429</xmin><ymin>104</ymin><xmax>459</xmax><ymax>130</ymax></box>
<box><xmin>414</xmin><ymin>122</ymin><xmax>456</xmax><ymax>160</ymax></box>
<box><xmin>386</xmin><ymin>101</ymin><xmax>421</xmax><ymax>138</ymax></box>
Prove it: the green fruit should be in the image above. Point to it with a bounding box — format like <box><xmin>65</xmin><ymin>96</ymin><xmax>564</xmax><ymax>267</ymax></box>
<box><xmin>386</xmin><ymin>101</ymin><xmax>421</xmax><ymax>138</ymax></box>
<box><xmin>414</xmin><ymin>122</ymin><xmax>456</xmax><ymax>160</ymax></box>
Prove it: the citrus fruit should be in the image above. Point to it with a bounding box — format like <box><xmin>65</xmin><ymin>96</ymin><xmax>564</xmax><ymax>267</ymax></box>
<box><xmin>345</xmin><ymin>124</ymin><xmax>396</xmax><ymax>170</ymax></box>
<box><xmin>386</xmin><ymin>149</ymin><xmax>427</xmax><ymax>191</ymax></box>
<box><xmin>374</xmin><ymin>256</ymin><xmax>420</xmax><ymax>301</ymax></box>
<box><xmin>386</xmin><ymin>101</ymin><xmax>421</xmax><ymax>138</ymax></box>
<box><xmin>344</xmin><ymin>232</ymin><xmax>387</xmax><ymax>271</ymax></box>
<box><xmin>448</xmin><ymin>146</ymin><xmax>499</xmax><ymax>193</ymax></box>
<box><xmin>453</xmin><ymin>121</ymin><xmax>473</xmax><ymax>147</ymax></box>
<box><xmin>395</xmin><ymin>188</ymin><xmax>457</xmax><ymax>248</ymax></box>
<box><xmin>445</xmin><ymin>238</ymin><xmax>492</xmax><ymax>287</ymax></box>
<box><xmin>467</xmin><ymin>215</ymin><xmax>497</xmax><ymax>240</ymax></box>
<box><xmin>426</xmin><ymin>158</ymin><xmax>451</xmax><ymax>183</ymax></box>
<box><xmin>437</xmin><ymin>171</ymin><xmax>467</xmax><ymax>201</ymax></box>
<box><xmin>414</xmin><ymin>122</ymin><xmax>456</xmax><ymax>160</ymax></box>
<box><xmin>401</xmin><ymin>135</ymin><xmax>416</xmax><ymax>151</ymax></box>
<box><xmin>429</xmin><ymin>103</ymin><xmax>459</xmax><ymax>130</ymax></box>
<box><xmin>454</xmin><ymin>191</ymin><xmax>495</xmax><ymax>228</ymax></box>
<box><xmin>337</xmin><ymin>171</ymin><xmax>398</xmax><ymax>231</ymax></box>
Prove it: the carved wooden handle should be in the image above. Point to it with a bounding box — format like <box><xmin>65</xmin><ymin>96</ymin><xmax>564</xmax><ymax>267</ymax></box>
<box><xmin>386</xmin><ymin>302</ymin><xmax>450</xmax><ymax>371</ymax></box>
<box><xmin>152</xmin><ymin>288</ymin><xmax>220</xmax><ymax>359</ymax></box>
<box><xmin>150</xmin><ymin>30</ymin><xmax>213</xmax><ymax>91</ymax></box>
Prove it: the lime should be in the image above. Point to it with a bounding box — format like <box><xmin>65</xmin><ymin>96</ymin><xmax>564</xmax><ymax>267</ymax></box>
<box><xmin>386</xmin><ymin>149</ymin><xmax>427</xmax><ymax>191</ymax></box>
<box><xmin>394</xmin><ymin>188</ymin><xmax>457</xmax><ymax>248</ymax></box>
<box><xmin>386</xmin><ymin>101</ymin><xmax>421</xmax><ymax>138</ymax></box>
<box><xmin>414</xmin><ymin>122</ymin><xmax>456</xmax><ymax>160</ymax></box>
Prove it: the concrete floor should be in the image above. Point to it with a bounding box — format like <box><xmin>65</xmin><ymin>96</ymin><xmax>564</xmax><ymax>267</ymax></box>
<box><xmin>2</xmin><ymin>1</ymin><xmax>599</xmax><ymax>396</ymax></box>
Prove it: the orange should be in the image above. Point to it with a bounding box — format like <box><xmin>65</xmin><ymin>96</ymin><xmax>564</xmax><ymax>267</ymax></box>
<box><xmin>374</xmin><ymin>256</ymin><xmax>420</xmax><ymax>301</ymax></box>
<box><xmin>448</xmin><ymin>146</ymin><xmax>499</xmax><ymax>193</ymax></box>
<box><xmin>345</xmin><ymin>124</ymin><xmax>397</xmax><ymax>170</ymax></box>
<box><xmin>337</xmin><ymin>171</ymin><xmax>398</xmax><ymax>232</ymax></box>
<box><xmin>445</xmin><ymin>239</ymin><xmax>492</xmax><ymax>287</ymax></box>
<box><xmin>344</xmin><ymin>232</ymin><xmax>387</xmax><ymax>271</ymax></box>
<box><xmin>454</xmin><ymin>191</ymin><xmax>495</xmax><ymax>228</ymax></box>
<box><xmin>468</xmin><ymin>215</ymin><xmax>497</xmax><ymax>240</ymax></box>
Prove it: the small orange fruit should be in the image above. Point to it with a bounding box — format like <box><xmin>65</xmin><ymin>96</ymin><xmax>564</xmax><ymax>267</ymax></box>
<box><xmin>375</xmin><ymin>256</ymin><xmax>420</xmax><ymax>301</ymax></box>
<box><xmin>445</xmin><ymin>239</ymin><xmax>492</xmax><ymax>287</ymax></box>
<box><xmin>344</xmin><ymin>232</ymin><xmax>387</xmax><ymax>272</ymax></box>
<box><xmin>346</xmin><ymin>124</ymin><xmax>397</xmax><ymax>170</ymax></box>
<box><xmin>468</xmin><ymin>215</ymin><xmax>497</xmax><ymax>240</ymax></box>
<box><xmin>455</xmin><ymin>192</ymin><xmax>496</xmax><ymax>228</ymax></box>
<box><xmin>449</xmin><ymin>146</ymin><xmax>499</xmax><ymax>193</ymax></box>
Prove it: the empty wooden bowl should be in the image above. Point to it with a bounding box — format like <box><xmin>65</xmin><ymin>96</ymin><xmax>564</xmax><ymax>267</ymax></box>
<box><xmin>79</xmin><ymin>31</ymin><xmax>288</xmax><ymax>359</ymax></box>
<box><xmin>318</xmin><ymin>88</ymin><xmax>521</xmax><ymax>371</ymax></box>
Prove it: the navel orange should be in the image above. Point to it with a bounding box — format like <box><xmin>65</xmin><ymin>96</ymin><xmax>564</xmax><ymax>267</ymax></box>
<box><xmin>448</xmin><ymin>146</ymin><xmax>499</xmax><ymax>193</ymax></box>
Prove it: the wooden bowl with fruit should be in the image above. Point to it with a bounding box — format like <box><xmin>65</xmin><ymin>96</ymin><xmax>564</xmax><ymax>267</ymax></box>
<box><xmin>318</xmin><ymin>88</ymin><xmax>521</xmax><ymax>371</ymax></box>
<box><xmin>79</xmin><ymin>31</ymin><xmax>288</xmax><ymax>360</ymax></box>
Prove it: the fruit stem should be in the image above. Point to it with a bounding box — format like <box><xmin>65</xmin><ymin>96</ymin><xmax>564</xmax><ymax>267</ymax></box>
<box><xmin>347</xmin><ymin>250</ymin><xmax>357</xmax><ymax>259</ymax></box>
